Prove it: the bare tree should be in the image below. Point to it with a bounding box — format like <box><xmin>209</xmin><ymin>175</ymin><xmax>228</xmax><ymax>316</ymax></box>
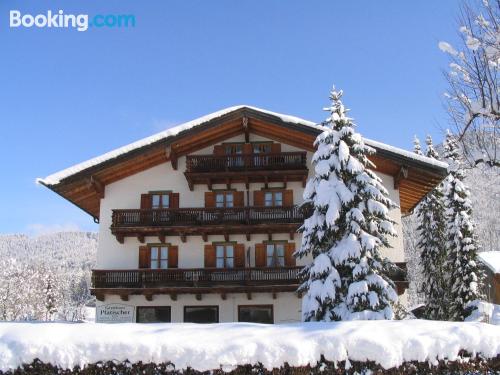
<box><xmin>439</xmin><ymin>0</ymin><xmax>500</xmax><ymax>169</ymax></box>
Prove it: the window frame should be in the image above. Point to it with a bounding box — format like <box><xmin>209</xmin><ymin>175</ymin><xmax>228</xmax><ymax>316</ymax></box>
<box><xmin>136</xmin><ymin>306</ymin><xmax>171</xmax><ymax>323</ymax></box>
<box><xmin>251</xmin><ymin>141</ymin><xmax>273</xmax><ymax>154</ymax></box>
<box><xmin>264</xmin><ymin>190</ymin><xmax>284</xmax><ymax>207</ymax></box>
<box><xmin>265</xmin><ymin>241</ymin><xmax>286</xmax><ymax>267</ymax></box>
<box><xmin>223</xmin><ymin>142</ymin><xmax>244</xmax><ymax>155</ymax></box>
<box><xmin>149</xmin><ymin>191</ymin><xmax>172</xmax><ymax>209</ymax></box>
<box><xmin>183</xmin><ymin>305</ymin><xmax>219</xmax><ymax>323</ymax></box>
<box><xmin>238</xmin><ymin>304</ymin><xmax>274</xmax><ymax>324</ymax></box>
<box><xmin>148</xmin><ymin>243</ymin><xmax>169</xmax><ymax>269</ymax></box>
<box><xmin>214</xmin><ymin>190</ymin><xmax>234</xmax><ymax>208</ymax></box>
<box><xmin>214</xmin><ymin>242</ymin><xmax>235</xmax><ymax>268</ymax></box>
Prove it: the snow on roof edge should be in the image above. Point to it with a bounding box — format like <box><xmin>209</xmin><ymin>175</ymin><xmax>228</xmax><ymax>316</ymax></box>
<box><xmin>479</xmin><ymin>251</ymin><xmax>500</xmax><ymax>273</ymax></box>
<box><xmin>37</xmin><ymin>105</ymin><xmax>448</xmax><ymax>186</ymax></box>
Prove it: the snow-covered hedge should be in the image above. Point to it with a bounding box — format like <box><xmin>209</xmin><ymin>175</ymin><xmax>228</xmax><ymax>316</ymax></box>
<box><xmin>0</xmin><ymin>321</ymin><xmax>499</xmax><ymax>374</ymax></box>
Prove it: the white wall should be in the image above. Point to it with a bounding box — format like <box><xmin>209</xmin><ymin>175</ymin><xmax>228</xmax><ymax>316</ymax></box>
<box><xmin>96</xmin><ymin>133</ymin><xmax>407</xmax><ymax>314</ymax></box>
<box><xmin>99</xmin><ymin>292</ymin><xmax>302</xmax><ymax>323</ymax></box>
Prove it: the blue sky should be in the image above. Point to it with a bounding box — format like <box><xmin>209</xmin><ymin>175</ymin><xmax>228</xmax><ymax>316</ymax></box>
<box><xmin>0</xmin><ymin>0</ymin><xmax>460</xmax><ymax>234</ymax></box>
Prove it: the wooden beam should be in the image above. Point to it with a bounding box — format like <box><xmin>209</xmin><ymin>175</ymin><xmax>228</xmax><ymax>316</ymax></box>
<box><xmin>289</xmin><ymin>232</ymin><xmax>294</xmax><ymax>240</ymax></box>
<box><xmin>158</xmin><ymin>233</ymin><xmax>166</xmax><ymax>243</ymax></box>
<box><xmin>145</xmin><ymin>294</ymin><xmax>153</xmax><ymax>302</ymax></box>
<box><xmin>246</xmin><ymin>292</ymin><xmax>252</xmax><ymax>300</ymax></box>
<box><xmin>87</xmin><ymin>176</ymin><xmax>105</xmax><ymax>199</ymax></box>
<box><xmin>196</xmin><ymin>294</ymin><xmax>202</xmax><ymax>301</ymax></box>
<box><xmin>96</xmin><ymin>293</ymin><xmax>105</xmax><ymax>302</ymax></box>
<box><xmin>224</xmin><ymin>232</ymin><xmax>229</xmax><ymax>242</ymax></box>
<box><xmin>170</xmin><ymin>293</ymin><xmax>177</xmax><ymax>301</ymax></box>
<box><xmin>272</xmin><ymin>292</ymin><xmax>277</xmax><ymax>300</ymax></box>
<box><xmin>221</xmin><ymin>293</ymin><xmax>227</xmax><ymax>300</ymax></box>
<box><xmin>181</xmin><ymin>233</ymin><xmax>187</xmax><ymax>243</ymax></box>
<box><xmin>120</xmin><ymin>293</ymin><xmax>129</xmax><ymax>302</ymax></box>
<box><xmin>137</xmin><ymin>234</ymin><xmax>145</xmax><ymax>244</ymax></box>
<box><xmin>268</xmin><ymin>232</ymin><xmax>272</xmax><ymax>241</ymax></box>
<box><xmin>202</xmin><ymin>233</ymin><xmax>208</xmax><ymax>242</ymax></box>
<box><xmin>243</xmin><ymin>116</ymin><xmax>249</xmax><ymax>143</ymax></box>
<box><xmin>116</xmin><ymin>234</ymin><xmax>124</xmax><ymax>244</ymax></box>
<box><xmin>394</xmin><ymin>165</ymin><xmax>409</xmax><ymax>189</ymax></box>
<box><xmin>170</xmin><ymin>150</ymin><xmax>178</xmax><ymax>170</ymax></box>
<box><xmin>246</xmin><ymin>233</ymin><xmax>251</xmax><ymax>241</ymax></box>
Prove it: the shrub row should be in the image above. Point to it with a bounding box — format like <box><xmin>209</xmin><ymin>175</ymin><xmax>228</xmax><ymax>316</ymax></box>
<box><xmin>2</xmin><ymin>354</ymin><xmax>500</xmax><ymax>375</ymax></box>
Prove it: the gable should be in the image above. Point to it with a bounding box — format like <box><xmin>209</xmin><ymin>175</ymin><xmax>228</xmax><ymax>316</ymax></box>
<box><xmin>37</xmin><ymin>106</ymin><xmax>448</xmax><ymax>220</ymax></box>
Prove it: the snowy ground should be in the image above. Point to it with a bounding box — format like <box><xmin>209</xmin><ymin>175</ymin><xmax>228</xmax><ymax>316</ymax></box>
<box><xmin>0</xmin><ymin>320</ymin><xmax>498</xmax><ymax>372</ymax></box>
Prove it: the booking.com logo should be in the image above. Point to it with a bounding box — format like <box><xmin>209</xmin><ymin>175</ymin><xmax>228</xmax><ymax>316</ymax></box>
<box><xmin>9</xmin><ymin>10</ymin><xmax>135</xmax><ymax>32</ymax></box>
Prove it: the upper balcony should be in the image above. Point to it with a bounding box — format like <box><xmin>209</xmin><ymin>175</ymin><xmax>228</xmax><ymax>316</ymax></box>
<box><xmin>184</xmin><ymin>152</ymin><xmax>308</xmax><ymax>190</ymax></box>
<box><xmin>111</xmin><ymin>205</ymin><xmax>305</xmax><ymax>243</ymax></box>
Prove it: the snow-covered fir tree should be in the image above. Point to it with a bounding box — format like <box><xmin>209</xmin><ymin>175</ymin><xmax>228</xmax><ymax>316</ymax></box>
<box><xmin>297</xmin><ymin>87</ymin><xmax>398</xmax><ymax>321</ymax></box>
<box><xmin>442</xmin><ymin>131</ymin><xmax>483</xmax><ymax>321</ymax></box>
<box><xmin>415</xmin><ymin>135</ymin><xmax>447</xmax><ymax>320</ymax></box>
<box><xmin>413</xmin><ymin>136</ymin><xmax>423</xmax><ymax>156</ymax></box>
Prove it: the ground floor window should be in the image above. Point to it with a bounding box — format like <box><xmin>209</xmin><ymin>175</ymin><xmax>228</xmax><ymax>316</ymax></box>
<box><xmin>184</xmin><ymin>306</ymin><xmax>219</xmax><ymax>323</ymax></box>
<box><xmin>238</xmin><ymin>305</ymin><xmax>274</xmax><ymax>324</ymax></box>
<box><xmin>136</xmin><ymin>306</ymin><xmax>171</xmax><ymax>323</ymax></box>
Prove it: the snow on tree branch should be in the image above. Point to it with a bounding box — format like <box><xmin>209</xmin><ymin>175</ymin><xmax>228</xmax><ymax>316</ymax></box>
<box><xmin>439</xmin><ymin>0</ymin><xmax>500</xmax><ymax>169</ymax></box>
<box><xmin>297</xmin><ymin>86</ymin><xmax>398</xmax><ymax>322</ymax></box>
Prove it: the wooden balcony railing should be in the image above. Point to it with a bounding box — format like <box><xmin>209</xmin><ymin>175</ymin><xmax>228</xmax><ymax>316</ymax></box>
<box><xmin>111</xmin><ymin>205</ymin><xmax>305</xmax><ymax>228</ymax></box>
<box><xmin>186</xmin><ymin>152</ymin><xmax>307</xmax><ymax>173</ymax></box>
<box><xmin>92</xmin><ymin>267</ymin><xmax>303</xmax><ymax>289</ymax></box>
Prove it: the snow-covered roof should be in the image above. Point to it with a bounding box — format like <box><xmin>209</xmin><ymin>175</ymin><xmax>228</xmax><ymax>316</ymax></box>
<box><xmin>479</xmin><ymin>251</ymin><xmax>500</xmax><ymax>273</ymax></box>
<box><xmin>37</xmin><ymin>105</ymin><xmax>448</xmax><ymax>186</ymax></box>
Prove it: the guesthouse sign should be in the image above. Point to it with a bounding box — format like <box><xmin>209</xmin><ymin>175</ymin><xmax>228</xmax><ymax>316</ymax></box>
<box><xmin>96</xmin><ymin>303</ymin><xmax>135</xmax><ymax>323</ymax></box>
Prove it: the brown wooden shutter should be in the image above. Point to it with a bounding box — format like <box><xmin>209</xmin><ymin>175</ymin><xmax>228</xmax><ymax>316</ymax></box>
<box><xmin>234</xmin><ymin>191</ymin><xmax>244</xmax><ymax>207</ymax></box>
<box><xmin>140</xmin><ymin>194</ymin><xmax>152</xmax><ymax>209</ymax></box>
<box><xmin>255</xmin><ymin>243</ymin><xmax>266</xmax><ymax>267</ymax></box>
<box><xmin>234</xmin><ymin>244</ymin><xmax>245</xmax><ymax>268</ymax></box>
<box><xmin>170</xmin><ymin>193</ymin><xmax>180</xmax><ymax>208</ymax></box>
<box><xmin>204</xmin><ymin>244</ymin><xmax>216</xmax><ymax>268</ymax></box>
<box><xmin>254</xmin><ymin>190</ymin><xmax>265</xmax><ymax>206</ymax></box>
<box><xmin>285</xmin><ymin>243</ymin><xmax>296</xmax><ymax>266</ymax></box>
<box><xmin>283</xmin><ymin>190</ymin><xmax>293</xmax><ymax>206</ymax></box>
<box><xmin>243</xmin><ymin>143</ymin><xmax>253</xmax><ymax>154</ymax></box>
<box><xmin>205</xmin><ymin>192</ymin><xmax>215</xmax><ymax>208</ymax></box>
<box><xmin>168</xmin><ymin>246</ymin><xmax>178</xmax><ymax>268</ymax></box>
<box><xmin>271</xmin><ymin>143</ymin><xmax>281</xmax><ymax>153</ymax></box>
<box><xmin>214</xmin><ymin>145</ymin><xmax>225</xmax><ymax>155</ymax></box>
<box><xmin>139</xmin><ymin>246</ymin><xmax>151</xmax><ymax>269</ymax></box>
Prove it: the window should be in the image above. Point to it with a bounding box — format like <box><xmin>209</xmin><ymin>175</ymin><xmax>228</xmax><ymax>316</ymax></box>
<box><xmin>224</xmin><ymin>143</ymin><xmax>243</xmax><ymax>155</ymax></box>
<box><xmin>184</xmin><ymin>306</ymin><xmax>219</xmax><ymax>323</ymax></box>
<box><xmin>150</xmin><ymin>245</ymin><xmax>169</xmax><ymax>269</ymax></box>
<box><xmin>215</xmin><ymin>192</ymin><xmax>234</xmax><ymax>208</ymax></box>
<box><xmin>252</xmin><ymin>142</ymin><xmax>272</xmax><ymax>154</ymax></box>
<box><xmin>264</xmin><ymin>191</ymin><xmax>283</xmax><ymax>207</ymax></box>
<box><xmin>216</xmin><ymin>244</ymin><xmax>234</xmax><ymax>268</ymax></box>
<box><xmin>266</xmin><ymin>243</ymin><xmax>285</xmax><ymax>267</ymax></box>
<box><xmin>238</xmin><ymin>305</ymin><xmax>274</xmax><ymax>324</ymax></box>
<box><xmin>136</xmin><ymin>306</ymin><xmax>171</xmax><ymax>323</ymax></box>
<box><xmin>151</xmin><ymin>193</ymin><xmax>170</xmax><ymax>209</ymax></box>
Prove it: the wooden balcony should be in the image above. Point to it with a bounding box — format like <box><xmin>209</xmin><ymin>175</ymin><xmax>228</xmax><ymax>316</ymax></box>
<box><xmin>184</xmin><ymin>152</ymin><xmax>308</xmax><ymax>190</ymax></box>
<box><xmin>111</xmin><ymin>206</ymin><xmax>305</xmax><ymax>243</ymax></box>
<box><xmin>91</xmin><ymin>264</ymin><xmax>409</xmax><ymax>301</ymax></box>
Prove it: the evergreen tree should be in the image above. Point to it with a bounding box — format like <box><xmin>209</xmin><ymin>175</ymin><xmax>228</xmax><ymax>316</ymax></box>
<box><xmin>298</xmin><ymin>87</ymin><xmax>398</xmax><ymax>321</ymax></box>
<box><xmin>413</xmin><ymin>136</ymin><xmax>423</xmax><ymax>156</ymax></box>
<box><xmin>415</xmin><ymin>136</ymin><xmax>447</xmax><ymax>320</ymax></box>
<box><xmin>442</xmin><ymin>131</ymin><xmax>483</xmax><ymax>320</ymax></box>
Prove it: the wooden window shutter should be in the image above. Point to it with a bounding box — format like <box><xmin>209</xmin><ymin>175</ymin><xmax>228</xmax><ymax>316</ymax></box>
<box><xmin>140</xmin><ymin>194</ymin><xmax>152</xmax><ymax>209</ymax></box>
<box><xmin>170</xmin><ymin>193</ymin><xmax>180</xmax><ymax>208</ymax></box>
<box><xmin>254</xmin><ymin>190</ymin><xmax>265</xmax><ymax>206</ymax></box>
<box><xmin>204</xmin><ymin>244</ymin><xmax>216</xmax><ymax>267</ymax></box>
<box><xmin>285</xmin><ymin>243</ymin><xmax>296</xmax><ymax>266</ymax></box>
<box><xmin>214</xmin><ymin>145</ymin><xmax>224</xmax><ymax>156</ymax></box>
<box><xmin>234</xmin><ymin>244</ymin><xmax>245</xmax><ymax>268</ymax></box>
<box><xmin>283</xmin><ymin>190</ymin><xmax>293</xmax><ymax>206</ymax></box>
<box><xmin>139</xmin><ymin>246</ymin><xmax>151</xmax><ymax>269</ymax></box>
<box><xmin>255</xmin><ymin>243</ymin><xmax>266</xmax><ymax>267</ymax></box>
<box><xmin>205</xmin><ymin>192</ymin><xmax>215</xmax><ymax>208</ymax></box>
<box><xmin>168</xmin><ymin>246</ymin><xmax>179</xmax><ymax>268</ymax></box>
<box><xmin>271</xmin><ymin>143</ymin><xmax>281</xmax><ymax>153</ymax></box>
<box><xmin>234</xmin><ymin>191</ymin><xmax>245</xmax><ymax>207</ymax></box>
<box><xmin>243</xmin><ymin>143</ymin><xmax>253</xmax><ymax>154</ymax></box>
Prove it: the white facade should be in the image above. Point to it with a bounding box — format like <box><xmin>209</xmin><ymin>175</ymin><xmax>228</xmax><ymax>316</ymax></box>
<box><xmin>95</xmin><ymin>133</ymin><xmax>406</xmax><ymax>323</ymax></box>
